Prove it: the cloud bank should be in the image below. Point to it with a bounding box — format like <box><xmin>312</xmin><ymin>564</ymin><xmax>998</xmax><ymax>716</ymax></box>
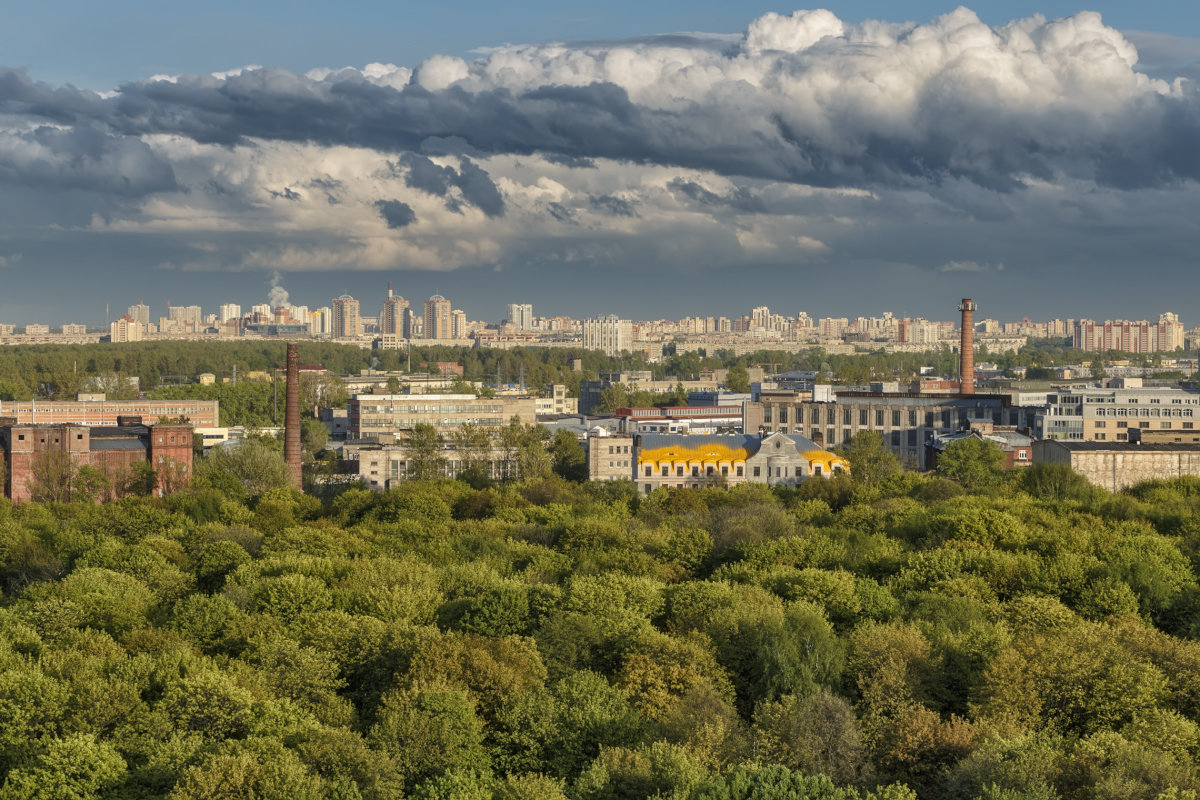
<box><xmin>0</xmin><ymin>7</ymin><xmax>1197</xmax><ymax>282</ymax></box>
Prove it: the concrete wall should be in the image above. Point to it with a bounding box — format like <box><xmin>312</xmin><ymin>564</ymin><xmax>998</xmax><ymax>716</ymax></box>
<box><xmin>1035</xmin><ymin>440</ymin><xmax>1200</xmax><ymax>492</ymax></box>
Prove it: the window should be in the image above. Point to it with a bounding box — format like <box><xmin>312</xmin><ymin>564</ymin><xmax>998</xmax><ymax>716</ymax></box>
<box><xmin>1185</xmin><ymin>422</ymin><xmax>1194</xmax><ymax>429</ymax></box>
<box><xmin>892</xmin><ymin>410</ymin><xmax>901</xmax><ymax>427</ymax></box>
<box><xmin>1096</xmin><ymin>433</ymin><xmax>1106</xmax><ymax>440</ymax></box>
<box><xmin>1117</xmin><ymin>421</ymin><xmax>1127</xmax><ymax>428</ymax></box>
<box><xmin>909</xmin><ymin>410</ymin><xmax>917</xmax><ymax>426</ymax></box>
<box><xmin>907</xmin><ymin>430</ymin><xmax>917</xmax><ymax>446</ymax></box>
<box><xmin>859</xmin><ymin>409</ymin><xmax>868</xmax><ymax>426</ymax></box>
<box><xmin>844</xmin><ymin>409</ymin><xmax>852</xmax><ymax>425</ymax></box>
<box><xmin>721</xmin><ymin>466</ymin><xmax>729</xmax><ymax>476</ymax></box>
<box><xmin>1095</xmin><ymin>421</ymin><xmax>1106</xmax><ymax>428</ymax></box>
<box><xmin>736</xmin><ymin>466</ymin><xmax>743</xmax><ymax>476</ymax></box>
<box><xmin>827</xmin><ymin>408</ymin><xmax>836</xmax><ymax>424</ymax></box>
<box><xmin>763</xmin><ymin>406</ymin><xmax>772</xmax><ymax>423</ymax></box>
<box><xmin>876</xmin><ymin>410</ymin><xmax>884</xmax><ymax>427</ymax></box>
<box><xmin>677</xmin><ymin>466</ymin><xmax>684</xmax><ymax>476</ymax></box>
<box><xmin>661</xmin><ymin>466</ymin><xmax>669</xmax><ymax>476</ymax></box>
<box><xmin>706</xmin><ymin>466</ymin><xmax>715</xmax><ymax>476</ymax></box>
<box><xmin>827</xmin><ymin>428</ymin><xmax>835</xmax><ymax>445</ymax></box>
<box><xmin>1018</xmin><ymin>450</ymin><xmax>1028</xmax><ymax>459</ymax></box>
<box><xmin>814</xmin><ymin>465</ymin><xmax>822</xmax><ymax>476</ymax></box>
<box><xmin>753</xmin><ymin>466</ymin><xmax>760</xmax><ymax>477</ymax></box>
<box><xmin>645</xmin><ymin>465</ymin><xmax>652</xmax><ymax>476</ymax></box>
<box><xmin>692</xmin><ymin>466</ymin><xmax>699</xmax><ymax>477</ymax></box>
<box><xmin>1140</xmin><ymin>422</ymin><xmax>1150</xmax><ymax>428</ymax></box>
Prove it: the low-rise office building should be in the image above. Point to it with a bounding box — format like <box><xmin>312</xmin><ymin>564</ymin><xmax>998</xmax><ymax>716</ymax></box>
<box><xmin>0</xmin><ymin>396</ymin><xmax>219</xmax><ymax>428</ymax></box>
<box><xmin>1036</xmin><ymin>382</ymin><xmax>1200</xmax><ymax>442</ymax></box>
<box><xmin>1033</xmin><ymin>440</ymin><xmax>1200</xmax><ymax>492</ymax></box>
<box><xmin>347</xmin><ymin>393</ymin><xmax>538</xmax><ymax>438</ymax></box>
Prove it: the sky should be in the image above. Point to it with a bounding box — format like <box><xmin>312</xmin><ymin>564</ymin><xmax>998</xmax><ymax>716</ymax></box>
<box><xmin>1</xmin><ymin>3</ymin><xmax>1199</xmax><ymax>326</ymax></box>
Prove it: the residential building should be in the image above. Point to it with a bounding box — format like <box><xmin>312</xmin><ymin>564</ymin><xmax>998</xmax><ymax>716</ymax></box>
<box><xmin>535</xmin><ymin>385</ymin><xmax>578</xmax><ymax>416</ymax></box>
<box><xmin>381</xmin><ymin>292</ymin><xmax>410</xmax><ymax>337</ymax></box>
<box><xmin>332</xmin><ymin>295</ymin><xmax>362</xmax><ymax>338</ymax></box>
<box><xmin>583</xmin><ymin>315</ymin><xmax>632</xmax><ymax>356</ymax></box>
<box><xmin>62</xmin><ymin>324</ymin><xmax>87</xmax><ymax>335</ymax></box>
<box><xmin>25</xmin><ymin>324</ymin><xmax>49</xmax><ymax>335</ymax></box>
<box><xmin>424</xmin><ymin>295</ymin><xmax>452</xmax><ymax>340</ymax></box>
<box><xmin>1074</xmin><ymin>313</ymin><xmax>1185</xmax><ymax>353</ymax></box>
<box><xmin>219</xmin><ymin>304</ymin><xmax>242</xmax><ymax>323</ymax></box>
<box><xmin>614</xmin><ymin>405</ymin><xmax>744</xmax><ymax>435</ymax></box>
<box><xmin>507</xmin><ymin>303</ymin><xmax>534</xmax><ymax>330</ymax></box>
<box><xmin>109</xmin><ymin>315</ymin><xmax>143</xmax><ymax>343</ymax></box>
<box><xmin>127</xmin><ymin>303</ymin><xmax>151</xmax><ymax>326</ymax></box>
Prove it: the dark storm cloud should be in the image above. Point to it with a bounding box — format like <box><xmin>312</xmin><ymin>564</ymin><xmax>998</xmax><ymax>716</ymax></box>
<box><xmin>2</xmin><ymin>8</ymin><xmax>1198</xmax><ymax>197</ymax></box>
<box><xmin>0</xmin><ymin>124</ymin><xmax>176</xmax><ymax>195</ymax></box>
<box><xmin>268</xmin><ymin>187</ymin><xmax>301</xmax><ymax>201</ymax></box>
<box><xmin>374</xmin><ymin>199</ymin><xmax>416</xmax><ymax>228</ymax></box>
<box><xmin>589</xmin><ymin>195</ymin><xmax>637</xmax><ymax>217</ymax></box>
<box><xmin>546</xmin><ymin>202</ymin><xmax>575</xmax><ymax>223</ymax></box>
<box><xmin>399</xmin><ymin>153</ymin><xmax>504</xmax><ymax>217</ymax></box>
<box><xmin>668</xmin><ymin>178</ymin><xmax>767</xmax><ymax>213</ymax></box>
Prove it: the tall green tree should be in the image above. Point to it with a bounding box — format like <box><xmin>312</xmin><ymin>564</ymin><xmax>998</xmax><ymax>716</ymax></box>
<box><xmin>407</xmin><ymin>423</ymin><xmax>447</xmax><ymax>481</ymax></box>
<box><xmin>936</xmin><ymin>437</ymin><xmax>1005</xmax><ymax>489</ymax></box>
<box><xmin>838</xmin><ymin>431</ymin><xmax>901</xmax><ymax>485</ymax></box>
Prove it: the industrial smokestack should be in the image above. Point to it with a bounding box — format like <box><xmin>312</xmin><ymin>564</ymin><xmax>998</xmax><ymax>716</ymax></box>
<box><xmin>284</xmin><ymin>343</ymin><xmax>302</xmax><ymax>489</ymax></box>
<box><xmin>959</xmin><ymin>298</ymin><xmax>977</xmax><ymax>396</ymax></box>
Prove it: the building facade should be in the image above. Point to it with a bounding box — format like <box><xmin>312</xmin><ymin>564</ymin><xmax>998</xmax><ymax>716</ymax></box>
<box><xmin>1073</xmin><ymin>314</ymin><xmax>1185</xmax><ymax>353</ymax></box>
<box><xmin>582</xmin><ymin>315</ymin><xmax>632</xmax><ymax>356</ymax></box>
<box><xmin>424</xmin><ymin>295</ymin><xmax>452</xmax><ymax>340</ymax></box>
<box><xmin>632</xmin><ymin>432</ymin><xmax>848</xmax><ymax>493</ymax></box>
<box><xmin>745</xmin><ymin>388</ymin><xmax>1028</xmax><ymax>470</ymax></box>
<box><xmin>347</xmin><ymin>393</ymin><xmax>538</xmax><ymax>438</ymax></box>
<box><xmin>1036</xmin><ymin>384</ymin><xmax>1200</xmax><ymax>442</ymax></box>
<box><xmin>0</xmin><ymin>420</ymin><xmax>193</xmax><ymax>502</ymax></box>
<box><xmin>332</xmin><ymin>295</ymin><xmax>362</xmax><ymax>339</ymax></box>
<box><xmin>0</xmin><ymin>397</ymin><xmax>219</xmax><ymax>428</ymax></box>
<box><xmin>1034</xmin><ymin>440</ymin><xmax>1200</xmax><ymax>492</ymax></box>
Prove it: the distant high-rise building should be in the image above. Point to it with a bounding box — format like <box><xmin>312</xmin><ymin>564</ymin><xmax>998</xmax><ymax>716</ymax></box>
<box><xmin>110</xmin><ymin>315</ymin><xmax>143</xmax><ymax>343</ymax></box>
<box><xmin>424</xmin><ymin>295</ymin><xmax>452</xmax><ymax>340</ymax></box>
<box><xmin>219</xmin><ymin>304</ymin><xmax>242</xmax><ymax>323</ymax></box>
<box><xmin>128</xmin><ymin>303</ymin><xmax>151</xmax><ymax>326</ymax></box>
<box><xmin>251</xmin><ymin>304</ymin><xmax>271</xmax><ymax>318</ymax></box>
<box><xmin>382</xmin><ymin>286</ymin><xmax>410</xmax><ymax>338</ymax></box>
<box><xmin>507</xmin><ymin>303</ymin><xmax>534</xmax><ymax>330</ymax></box>
<box><xmin>309</xmin><ymin>307</ymin><xmax>332</xmax><ymax>336</ymax></box>
<box><xmin>451</xmin><ymin>309</ymin><xmax>468</xmax><ymax>339</ymax></box>
<box><xmin>1074</xmin><ymin>313</ymin><xmax>1185</xmax><ymax>353</ymax></box>
<box><xmin>582</xmin><ymin>315</ymin><xmax>632</xmax><ymax>356</ymax></box>
<box><xmin>332</xmin><ymin>295</ymin><xmax>362</xmax><ymax>339</ymax></box>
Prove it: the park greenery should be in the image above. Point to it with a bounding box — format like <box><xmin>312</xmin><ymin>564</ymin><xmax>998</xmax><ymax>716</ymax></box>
<box><xmin>1</xmin><ymin>338</ymin><xmax>1190</xmax><ymax>412</ymax></box>
<box><xmin>1</xmin><ymin>432</ymin><xmax>1199</xmax><ymax>799</ymax></box>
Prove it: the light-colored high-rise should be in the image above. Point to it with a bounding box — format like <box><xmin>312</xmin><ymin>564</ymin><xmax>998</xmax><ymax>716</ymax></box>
<box><xmin>507</xmin><ymin>303</ymin><xmax>534</xmax><ymax>330</ymax></box>
<box><xmin>582</xmin><ymin>315</ymin><xmax>632</xmax><ymax>356</ymax></box>
<box><xmin>424</xmin><ymin>295</ymin><xmax>452</xmax><ymax>340</ymax></box>
<box><xmin>332</xmin><ymin>295</ymin><xmax>362</xmax><ymax>339</ymax></box>
<box><xmin>127</xmin><ymin>303</ymin><xmax>151</xmax><ymax>326</ymax></box>
<box><xmin>219</xmin><ymin>304</ymin><xmax>242</xmax><ymax>323</ymax></box>
<box><xmin>110</xmin><ymin>315</ymin><xmax>143</xmax><ymax>343</ymax></box>
<box><xmin>451</xmin><ymin>309</ymin><xmax>468</xmax><ymax>339</ymax></box>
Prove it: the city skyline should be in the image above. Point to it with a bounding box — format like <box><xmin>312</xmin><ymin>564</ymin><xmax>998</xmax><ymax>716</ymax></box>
<box><xmin>1</xmin><ymin>5</ymin><xmax>1199</xmax><ymax>324</ymax></box>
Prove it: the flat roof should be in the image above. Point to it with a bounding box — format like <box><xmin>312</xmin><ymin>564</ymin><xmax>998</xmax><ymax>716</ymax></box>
<box><xmin>1043</xmin><ymin>441</ymin><xmax>1200</xmax><ymax>452</ymax></box>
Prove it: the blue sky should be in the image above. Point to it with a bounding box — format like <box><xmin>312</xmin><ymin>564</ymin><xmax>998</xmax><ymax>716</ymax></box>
<box><xmin>8</xmin><ymin>1</ymin><xmax>1199</xmax><ymax>89</ymax></box>
<box><xmin>1</xmin><ymin>4</ymin><xmax>1199</xmax><ymax>326</ymax></box>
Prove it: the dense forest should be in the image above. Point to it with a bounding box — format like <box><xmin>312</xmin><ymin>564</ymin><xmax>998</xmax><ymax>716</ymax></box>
<box><xmin>1</xmin><ymin>338</ymin><xmax>1181</xmax><ymax>404</ymax></box>
<box><xmin>1</xmin><ymin>441</ymin><xmax>1198</xmax><ymax>799</ymax></box>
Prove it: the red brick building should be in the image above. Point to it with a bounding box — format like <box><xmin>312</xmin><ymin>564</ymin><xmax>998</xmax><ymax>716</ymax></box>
<box><xmin>0</xmin><ymin>417</ymin><xmax>193</xmax><ymax>503</ymax></box>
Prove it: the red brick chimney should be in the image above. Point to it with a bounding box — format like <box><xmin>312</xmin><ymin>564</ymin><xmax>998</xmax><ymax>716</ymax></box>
<box><xmin>284</xmin><ymin>343</ymin><xmax>302</xmax><ymax>489</ymax></box>
<box><xmin>959</xmin><ymin>298</ymin><xmax>977</xmax><ymax>395</ymax></box>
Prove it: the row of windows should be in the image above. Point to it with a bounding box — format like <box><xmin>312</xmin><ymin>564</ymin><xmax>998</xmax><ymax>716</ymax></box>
<box><xmin>647</xmin><ymin>464</ymin><xmax>743</xmax><ymax>478</ymax></box>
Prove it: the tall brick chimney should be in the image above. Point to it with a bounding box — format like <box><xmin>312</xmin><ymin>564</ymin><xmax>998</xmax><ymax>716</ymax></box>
<box><xmin>284</xmin><ymin>343</ymin><xmax>302</xmax><ymax>489</ymax></box>
<box><xmin>959</xmin><ymin>298</ymin><xmax>977</xmax><ymax>396</ymax></box>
